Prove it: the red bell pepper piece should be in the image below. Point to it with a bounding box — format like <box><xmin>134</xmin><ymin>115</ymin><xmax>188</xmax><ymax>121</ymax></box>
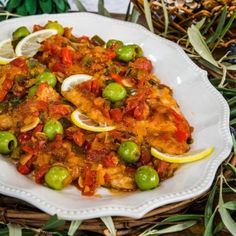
<box><xmin>35</xmin><ymin>164</ymin><xmax>50</xmax><ymax>184</ymax></box>
<box><xmin>61</xmin><ymin>47</ymin><xmax>73</xmax><ymax>65</ymax></box>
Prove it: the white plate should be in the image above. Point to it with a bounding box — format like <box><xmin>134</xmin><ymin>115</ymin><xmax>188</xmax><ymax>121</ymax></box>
<box><xmin>0</xmin><ymin>13</ymin><xmax>232</xmax><ymax>220</ymax></box>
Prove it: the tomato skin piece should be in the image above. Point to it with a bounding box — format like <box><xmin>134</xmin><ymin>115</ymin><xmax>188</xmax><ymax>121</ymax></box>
<box><xmin>35</xmin><ymin>164</ymin><xmax>50</xmax><ymax>184</ymax></box>
<box><xmin>10</xmin><ymin>57</ymin><xmax>27</xmax><ymax>71</ymax></box>
<box><xmin>18</xmin><ymin>133</ymin><xmax>31</xmax><ymax>144</ymax></box>
<box><xmin>61</xmin><ymin>47</ymin><xmax>73</xmax><ymax>65</ymax></box>
<box><xmin>73</xmin><ymin>132</ymin><xmax>84</xmax><ymax>147</ymax></box>
<box><xmin>49</xmin><ymin>104</ymin><xmax>71</xmax><ymax>119</ymax></box>
<box><xmin>156</xmin><ymin>161</ymin><xmax>170</xmax><ymax>179</ymax></box>
<box><xmin>176</xmin><ymin>128</ymin><xmax>190</xmax><ymax>142</ymax></box>
<box><xmin>21</xmin><ymin>145</ymin><xmax>34</xmax><ymax>155</ymax></box>
<box><xmin>133</xmin><ymin>58</ymin><xmax>153</xmax><ymax>72</ymax></box>
<box><xmin>110</xmin><ymin>108</ymin><xmax>123</xmax><ymax>122</ymax></box>
<box><xmin>82</xmin><ymin>168</ymin><xmax>97</xmax><ymax>196</ymax></box>
<box><xmin>33</xmin><ymin>24</ymin><xmax>43</xmax><ymax>32</ymax></box>
<box><xmin>0</xmin><ymin>79</ymin><xmax>14</xmax><ymax>102</ymax></box>
<box><xmin>110</xmin><ymin>73</ymin><xmax>123</xmax><ymax>85</ymax></box>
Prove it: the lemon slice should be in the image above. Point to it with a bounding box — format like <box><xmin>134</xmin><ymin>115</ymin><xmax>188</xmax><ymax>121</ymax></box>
<box><xmin>151</xmin><ymin>147</ymin><xmax>214</xmax><ymax>163</ymax></box>
<box><xmin>0</xmin><ymin>39</ymin><xmax>16</xmax><ymax>64</ymax></box>
<box><xmin>61</xmin><ymin>74</ymin><xmax>92</xmax><ymax>92</ymax></box>
<box><xmin>15</xmin><ymin>29</ymin><xmax>57</xmax><ymax>57</ymax></box>
<box><xmin>71</xmin><ymin>109</ymin><xmax>115</xmax><ymax>132</ymax></box>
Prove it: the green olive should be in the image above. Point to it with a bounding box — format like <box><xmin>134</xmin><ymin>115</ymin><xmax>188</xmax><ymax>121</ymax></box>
<box><xmin>102</xmin><ymin>82</ymin><xmax>127</xmax><ymax>102</ymax></box>
<box><xmin>36</xmin><ymin>72</ymin><xmax>57</xmax><ymax>88</ymax></box>
<box><xmin>43</xmin><ymin>119</ymin><xmax>63</xmax><ymax>141</ymax></box>
<box><xmin>45</xmin><ymin>166</ymin><xmax>70</xmax><ymax>190</ymax></box>
<box><xmin>130</xmin><ymin>44</ymin><xmax>143</xmax><ymax>58</ymax></box>
<box><xmin>45</xmin><ymin>21</ymin><xmax>64</xmax><ymax>35</ymax></box>
<box><xmin>118</xmin><ymin>141</ymin><xmax>140</xmax><ymax>164</ymax></box>
<box><xmin>28</xmin><ymin>85</ymin><xmax>38</xmax><ymax>97</ymax></box>
<box><xmin>135</xmin><ymin>166</ymin><xmax>159</xmax><ymax>191</ymax></box>
<box><xmin>12</xmin><ymin>26</ymin><xmax>30</xmax><ymax>41</ymax></box>
<box><xmin>0</xmin><ymin>131</ymin><xmax>17</xmax><ymax>155</ymax></box>
<box><xmin>106</xmin><ymin>39</ymin><xmax>123</xmax><ymax>50</ymax></box>
<box><xmin>115</xmin><ymin>45</ymin><xmax>136</xmax><ymax>62</ymax></box>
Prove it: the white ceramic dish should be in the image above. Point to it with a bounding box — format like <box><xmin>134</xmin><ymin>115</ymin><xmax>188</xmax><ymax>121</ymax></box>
<box><xmin>0</xmin><ymin>13</ymin><xmax>232</xmax><ymax>220</ymax></box>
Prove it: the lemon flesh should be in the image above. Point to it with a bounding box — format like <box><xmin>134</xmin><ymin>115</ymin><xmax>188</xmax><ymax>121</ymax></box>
<box><xmin>61</xmin><ymin>74</ymin><xmax>92</xmax><ymax>92</ymax></box>
<box><xmin>71</xmin><ymin>109</ymin><xmax>115</xmax><ymax>132</ymax></box>
<box><xmin>151</xmin><ymin>147</ymin><xmax>214</xmax><ymax>163</ymax></box>
<box><xmin>15</xmin><ymin>29</ymin><xmax>57</xmax><ymax>57</ymax></box>
<box><xmin>0</xmin><ymin>39</ymin><xmax>16</xmax><ymax>64</ymax></box>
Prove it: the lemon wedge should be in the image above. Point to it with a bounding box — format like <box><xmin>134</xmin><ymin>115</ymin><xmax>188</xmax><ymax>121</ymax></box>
<box><xmin>61</xmin><ymin>74</ymin><xmax>92</xmax><ymax>92</ymax></box>
<box><xmin>151</xmin><ymin>147</ymin><xmax>214</xmax><ymax>163</ymax></box>
<box><xmin>71</xmin><ymin>109</ymin><xmax>115</xmax><ymax>132</ymax></box>
<box><xmin>15</xmin><ymin>29</ymin><xmax>57</xmax><ymax>57</ymax></box>
<box><xmin>0</xmin><ymin>39</ymin><xmax>16</xmax><ymax>64</ymax></box>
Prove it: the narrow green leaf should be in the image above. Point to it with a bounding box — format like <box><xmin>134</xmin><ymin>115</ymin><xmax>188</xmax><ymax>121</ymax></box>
<box><xmin>219</xmin><ymin>205</ymin><xmax>236</xmax><ymax>235</ymax></box>
<box><xmin>75</xmin><ymin>0</ymin><xmax>87</xmax><ymax>12</ymax></box>
<box><xmin>161</xmin><ymin>0</ymin><xmax>169</xmax><ymax>35</ymax></box>
<box><xmin>143</xmin><ymin>0</ymin><xmax>154</xmax><ymax>33</ymax></box>
<box><xmin>155</xmin><ymin>221</ymin><xmax>197</xmax><ymax>234</ymax></box>
<box><xmin>230</xmin><ymin>118</ymin><xmax>236</xmax><ymax>126</ymax></box>
<box><xmin>130</xmin><ymin>7</ymin><xmax>140</xmax><ymax>23</ymax></box>
<box><xmin>204</xmin><ymin>184</ymin><xmax>217</xmax><ymax>228</ymax></box>
<box><xmin>42</xmin><ymin>215</ymin><xmax>65</xmax><ymax>230</ymax></box>
<box><xmin>163</xmin><ymin>214</ymin><xmax>203</xmax><ymax>222</ymax></box>
<box><xmin>225</xmin><ymin>163</ymin><xmax>236</xmax><ymax>175</ymax></box>
<box><xmin>213</xmin><ymin>222</ymin><xmax>224</xmax><ymax>234</ymax></box>
<box><xmin>100</xmin><ymin>216</ymin><xmax>116</xmax><ymax>236</ymax></box>
<box><xmin>7</xmin><ymin>224</ymin><xmax>22</xmax><ymax>236</ymax></box>
<box><xmin>203</xmin><ymin>210</ymin><xmax>217</xmax><ymax>236</ymax></box>
<box><xmin>195</xmin><ymin>18</ymin><xmax>206</xmax><ymax>30</ymax></box>
<box><xmin>228</xmin><ymin>96</ymin><xmax>236</xmax><ymax>106</ymax></box>
<box><xmin>187</xmin><ymin>25</ymin><xmax>218</xmax><ymax>67</ymax></box>
<box><xmin>223</xmin><ymin>201</ymin><xmax>236</xmax><ymax>210</ymax></box>
<box><xmin>98</xmin><ymin>0</ymin><xmax>110</xmax><ymax>17</ymax></box>
<box><xmin>227</xmin><ymin>65</ymin><xmax>236</xmax><ymax>71</ymax></box>
<box><xmin>68</xmin><ymin>220</ymin><xmax>82</xmax><ymax>236</ymax></box>
<box><xmin>0</xmin><ymin>227</ymin><xmax>9</xmax><ymax>236</ymax></box>
<box><xmin>206</xmin><ymin>6</ymin><xmax>227</xmax><ymax>45</ymax></box>
<box><xmin>202</xmin><ymin>13</ymin><xmax>219</xmax><ymax>35</ymax></box>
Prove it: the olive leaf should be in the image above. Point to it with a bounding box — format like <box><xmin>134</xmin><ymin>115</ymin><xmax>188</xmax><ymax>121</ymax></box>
<box><xmin>222</xmin><ymin>201</ymin><xmax>236</xmax><ymax>211</ymax></box>
<box><xmin>227</xmin><ymin>65</ymin><xmax>236</xmax><ymax>71</ymax></box>
<box><xmin>162</xmin><ymin>214</ymin><xmax>203</xmax><ymax>222</ymax></box>
<box><xmin>129</xmin><ymin>6</ymin><xmax>140</xmax><ymax>23</ymax></box>
<box><xmin>219</xmin><ymin>205</ymin><xmax>236</xmax><ymax>235</ymax></box>
<box><xmin>203</xmin><ymin>210</ymin><xmax>217</xmax><ymax>236</ymax></box>
<box><xmin>143</xmin><ymin>0</ymin><xmax>154</xmax><ymax>33</ymax></box>
<box><xmin>42</xmin><ymin>215</ymin><xmax>65</xmax><ymax>230</ymax></box>
<box><xmin>100</xmin><ymin>216</ymin><xmax>116</xmax><ymax>236</ymax></box>
<box><xmin>98</xmin><ymin>0</ymin><xmax>111</xmax><ymax>17</ymax></box>
<box><xmin>7</xmin><ymin>223</ymin><xmax>22</xmax><ymax>236</ymax></box>
<box><xmin>75</xmin><ymin>0</ymin><xmax>87</xmax><ymax>12</ymax></box>
<box><xmin>161</xmin><ymin>0</ymin><xmax>169</xmax><ymax>35</ymax></box>
<box><xmin>187</xmin><ymin>25</ymin><xmax>218</xmax><ymax>67</ymax></box>
<box><xmin>68</xmin><ymin>220</ymin><xmax>82</xmax><ymax>236</ymax></box>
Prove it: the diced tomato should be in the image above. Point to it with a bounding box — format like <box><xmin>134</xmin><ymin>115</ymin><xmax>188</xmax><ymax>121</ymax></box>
<box><xmin>176</xmin><ymin>128</ymin><xmax>190</xmax><ymax>142</ymax></box>
<box><xmin>140</xmin><ymin>148</ymin><xmax>151</xmax><ymax>165</ymax></box>
<box><xmin>132</xmin><ymin>58</ymin><xmax>152</xmax><ymax>72</ymax></box>
<box><xmin>18</xmin><ymin>133</ymin><xmax>31</xmax><ymax>144</ymax></box>
<box><xmin>110</xmin><ymin>73</ymin><xmax>123</xmax><ymax>84</ymax></box>
<box><xmin>52</xmin><ymin>61</ymin><xmax>65</xmax><ymax>73</ymax></box>
<box><xmin>106</xmin><ymin>50</ymin><xmax>116</xmax><ymax>60</ymax></box>
<box><xmin>48</xmin><ymin>134</ymin><xmax>63</xmax><ymax>149</ymax></box>
<box><xmin>133</xmin><ymin>103</ymin><xmax>144</xmax><ymax>120</ymax></box>
<box><xmin>32</xmin><ymin>124</ymin><xmax>43</xmax><ymax>135</ymax></box>
<box><xmin>10</xmin><ymin>57</ymin><xmax>27</xmax><ymax>70</ymax></box>
<box><xmin>35</xmin><ymin>164</ymin><xmax>50</xmax><ymax>184</ymax></box>
<box><xmin>110</xmin><ymin>108</ymin><xmax>123</xmax><ymax>122</ymax></box>
<box><xmin>61</xmin><ymin>47</ymin><xmax>73</xmax><ymax>65</ymax></box>
<box><xmin>33</xmin><ymin>24</ymin><xmax>43</xmax><ymax>32</ymax></box>
<box><xmin>170</xmin><ymin>109</ymin><xmax>183</xmax><ymax>122</ymax></box>
<box><xmin>0</xmin><ymin>79</ymin><xmax>14</xmax><ymax>102</ymax></box>
<box><xmin>102</xmin><ymin>154</ymin><xmax>117</xmax><ymax>168</ymax></box>
<box><xmin>17</xmin><ymin>164</ymin><xmax>31</xmax><ymax>175</ymax></box>
<box><xmin>73</xmin><ymin>132</ymin><xmax>85</xmax><ymax>147</ymax></box>
<box><xmin>35</xmin><ymin>100</ymin><xmax>48</xmax><ymax>110</ymax></box>
<box><xmin>156</xmin><ymin>161</ymin><xmax>170</xmax><ymax>179</ymax></box>
<box><xmin>21</xmin><ymin>145</ymin><xmax>34</xmax><ymax>155</ymax></box>
<box><xmin>82</xmin><ymin>168</ymin><xmax>97</xmax><ymax>196</ymax></box>
<box><xmin>49</xmin><ymin>104</ymin><xmax>71</xmax><ymax>118</ymax></box>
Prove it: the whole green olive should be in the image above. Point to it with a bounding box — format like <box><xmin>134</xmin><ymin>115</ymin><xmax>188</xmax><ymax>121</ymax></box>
<box><xmin>106</xmin><ymin>39</ymin><xmax>123</xmax><ymax>50</ymax></box>
<box><xmin>45</xmin><ymin>166</ymin><xmax>70</xmax><ymax>190</ymax></box>
<box><xmin>36</xmin><ymin>72</ymin><xmax>57</xmax><ymax>88</ymax></box>
<box><xmin>118</xmin><ymin>141</ymin><xmax>140</xmax><ymax>164</ymax></box>
<box><xmin>115</xmin><ymin>45</ymin><xmax>136</xmax><ymax>62</ymax></box>
<box><xmin>130</xmin><ymin>44</ymin><xmax>143</xmax><ymax>58</ymax></box>
<box><xmin>135</xmin><ymin>166</ymin><xmax>159</xmax><ymax>191</ymax></box>
<box><xmin>12</xmin><ymin>26</ymin><xmax>30</xmax><ymax>41</ymax></box>
<box><xmin>0</xmin><ymin>131</ymin><xmax>17</xmax><ymax>155</ymax></box>
<box><xmin>28</xmin><ymin>85</ymin><xmax>38</xmax><ymax>97</ymax></box>
<box><xmin>102</xmin><ymin>82</ymin><xmax>127</xmax><ymax>102</ymax></box>
<box><xmin>43</xmin><ymin>119</ymin><xmax>63</xmax><ymax>141</ymax></box>
<box><xmin>45</xmin><ymin>21</ymin><xmax>64</xmax><ymax>35</ymax></box>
